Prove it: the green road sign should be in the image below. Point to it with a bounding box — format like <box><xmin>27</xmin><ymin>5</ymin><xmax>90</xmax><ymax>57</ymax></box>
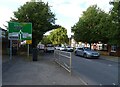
<box><xmin>8</xmin><ymin>22</ymin><xmax>32</xmax><ymax>40</ymax></box>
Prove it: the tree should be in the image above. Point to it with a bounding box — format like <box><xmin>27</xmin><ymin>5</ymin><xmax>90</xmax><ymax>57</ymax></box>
<box><xmin>48</xmin><ymin>27</ymin><xmax>69</xmax><ymax>45</ymax></box>
<box><xmin>109</xmin><ymin>1</ymin><xmax>120</xmax><ymax>46</ymax></box>
<box><xmin>11</xmin><ymin>1</ymin><xmax>56</xmax><ymax>47</ymax></box>
<box><xmin>41</xmin><ymin>35</ymin><xmax>52</xmax><ymax>45</ymax></box>
<box><xmin>72</xmin><ymin>5</ymin><xmax>110</xmax><ymax>47</ymax></box>
<box><xmin>97</xmin><ymin>11</ymin><xmax>111</xmax><ymax>43</ymax></box>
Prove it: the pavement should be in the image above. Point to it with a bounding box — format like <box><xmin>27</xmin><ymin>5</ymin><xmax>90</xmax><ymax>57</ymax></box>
<box><xmin>2</xmin><ymin>52</ymin><xmax>119</xmax><ymax>85</ymax></box>
<box><xmin>100</xmin><ymin>55</ymin><xmax>119</xmax><ymax>63</ymax></box>
<box><xmin>2</xmin><ymin>53</ymin><xmax>85</xmax><ymax>85</ymax></box>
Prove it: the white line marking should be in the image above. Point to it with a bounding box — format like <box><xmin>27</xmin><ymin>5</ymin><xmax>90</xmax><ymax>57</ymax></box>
<box><xmin>108</xmin><ymin>64</ymin><xmax>112</xmax><ymax>66</ymax></box>
<box><xmin>78</xmin><ymin>77</ymin><xmax>88</xmax><ymax>85</ymax></box>
<box><xmin>85</xmin><ymin>59</ymin><xmax>92</xmax><ymax>62</ymax></box>
<box><xmin>112</xmin><ymin>83</ymin><xmax>116</xmax><ymax>85</ymax></box>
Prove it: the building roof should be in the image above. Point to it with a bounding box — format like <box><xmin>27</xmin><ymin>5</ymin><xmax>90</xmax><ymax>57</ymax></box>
<box><xmin>0</xmin><ymin>27</ymin><xmax>7</xmax><ymax>32</ymax></box>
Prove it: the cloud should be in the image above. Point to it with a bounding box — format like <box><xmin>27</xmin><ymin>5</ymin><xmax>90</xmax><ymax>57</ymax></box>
<box><xmin>0</xmin><ymin>0</ymin><xmax>31</xmax><ymax>29</ymax></box>
<box><xmin>47</xmin><ymin>0</ymin><xmax>85</xmax><ymax>18</ymax></box>
<box><xmin>0</xmin><ymin>7</ymin><xmax>14</xmax><ymax>29</ymax></box>
<box><xmin>49</xmin><ymin>0</ymin><xmax>112</xmax><ymax>32</ymax></box>
<box><xmin>0</xmin><ymin>0</ymin><xmax>112</xmax><ymax>32</ymax></box>
<box><xmin>84</xmin><ymin>0</ymin><xmax>112</xmax><ymax>12</ymax></box>
<box><xmin>49</xmin><ymin>0</ymin><xmax>111</xmax><ymax>17</ymax></box>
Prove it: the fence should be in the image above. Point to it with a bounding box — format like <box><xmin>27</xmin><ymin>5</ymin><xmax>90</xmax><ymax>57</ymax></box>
<box><xmin>54</xmin><ymin>50</ymin><xmax>72</xmax><ymax>75</ymax></box>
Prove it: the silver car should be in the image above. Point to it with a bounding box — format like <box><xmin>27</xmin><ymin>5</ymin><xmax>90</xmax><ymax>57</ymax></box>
<box><xmin>74</xmin><ymin>47</ymin><xmax>100</xmax><ymax>58</ymax></box>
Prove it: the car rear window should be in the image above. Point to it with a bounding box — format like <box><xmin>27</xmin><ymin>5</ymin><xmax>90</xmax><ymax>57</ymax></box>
<box><xmin>46</xmin><ymin>44</ymin><xmax>54</xmax><ymax>47</ymax></box>
<box><xmin>47</xmin><ymin>46</ymin><xmax>54</xmax><ymax>47</ymax></box>
<box><xmin>77</xmin><ymin>48</ymin><xmax>83</xmax><ymax>50</ymax></box>
<box><xmin>84</xmin><ymin>47</ymin><xmax>91</xmax><ymax>51</ymax></box>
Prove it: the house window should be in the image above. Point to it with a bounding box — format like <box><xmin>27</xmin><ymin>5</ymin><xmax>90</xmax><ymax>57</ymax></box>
<box><xmin>111</xmin><ymin>45</ymin><xmax>117</xmax><ymax>52</ymax></box>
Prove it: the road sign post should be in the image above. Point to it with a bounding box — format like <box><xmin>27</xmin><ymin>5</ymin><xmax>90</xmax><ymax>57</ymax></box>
<box><xmin>26</xmin><ymin>40</ymin><xmax>32</xmax><ymax>57</ymax></box>
<box><xmin>8</xmin><ymin>22</ymin><xmax>32</xmax><ymax>40</ymax></box>
<box><xmin>8</xmin><ymin>22</ymin><xmax>32</xmax><ymax>59</ymax></box>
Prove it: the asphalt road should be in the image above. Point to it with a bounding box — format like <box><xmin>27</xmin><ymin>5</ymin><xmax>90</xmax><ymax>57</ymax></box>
<box><xmin>48</xmin><ymin>51</ymin><xmax>118</xmax><ymax>85</ymax></box>
<box><xmin>2</xmin><ymin>51</ymin><xmax>119</xmax><ymax>85</ymax></box>
<box><xmin>71</xmin><ymin>53</ymin><xmax>118</xmax><ymax>85</ymax></box>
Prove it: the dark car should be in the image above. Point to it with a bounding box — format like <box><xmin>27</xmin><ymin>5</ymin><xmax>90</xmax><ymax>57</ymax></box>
<box><xmin>74</xmin><ymin>47</ymin><xmax>100</xmax><ymax>58</ymax></box>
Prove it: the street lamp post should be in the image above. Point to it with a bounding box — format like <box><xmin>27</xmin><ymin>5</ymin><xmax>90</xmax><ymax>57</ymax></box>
<box><xmin>68</xmin><ymin>34</ymin><xmax>71</xmax><ymax>46</ymax></box>
<box><xmin>67</xmin><ymin>28</ymin><xmax>72</xmax><ymax>46</ymax></box>
<box><xmin>69</xmin><ymin>38</ymin><xmax>71</xmax><ymax>46</ymax></box>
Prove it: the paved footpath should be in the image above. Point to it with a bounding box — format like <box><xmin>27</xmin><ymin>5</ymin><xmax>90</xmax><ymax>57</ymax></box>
<box><xmin>2</xmin><ymin>54</ymin><xmax>85</xmax><ymax>85</ymax></box>
<box><xmin>100</xmin><ymin>55</ymin><xmax>119</xmax><ymax>63</ymax></box>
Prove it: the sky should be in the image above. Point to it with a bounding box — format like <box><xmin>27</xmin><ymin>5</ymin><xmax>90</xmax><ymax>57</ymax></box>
<box><xmin>0</xmin><ymin>0</ymin><xmax>112</xmax><ymax>36</ymax></box>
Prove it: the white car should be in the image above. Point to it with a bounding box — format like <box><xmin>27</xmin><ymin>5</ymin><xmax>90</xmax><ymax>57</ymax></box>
<box><xmin>55</xmin><ymin>46</ymin><xmax>60</xmax><ymax>50</ymax></box>
<box><xmin>66</xmin><ymin>46</ymin><xmax>74</xmax><ymax>52</ymax></box>
<box><xmin>59</xmin><ymin>47</ymin><xmax>67</xmax><ymax>51</ymax></box>
<box><xmin>44</xmin><ymin>44</ymin><xmax>54</xmax><ymax>52</ymax></box>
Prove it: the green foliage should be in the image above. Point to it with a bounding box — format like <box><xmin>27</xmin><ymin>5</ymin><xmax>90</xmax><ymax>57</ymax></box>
<box><xmin>41</xmin><ymin>35</ymin><xmax>52</xmax><ymax>45</ymax></box>
<box><xmin>96</xmin><ymin>11</ymin><xmax>111</xmax><ymax>43</ymax></box>
<box><xmin>41</xmin><ymin>27</ymin><xmax>69</xmax><ymax>45</ymax></box>
<box><xmin>11</xmin><ymin>1</ymin><xmax>56</xmax><ymax>47</ymax></box>
<box><xmin>50</xmin><ymin>27</ymin><xmax>69</xmax><ymax>45</ymax></box>
<box><xmin>72</xmin><ymin>5</ymin><xmax>109</xmax><ymax>44</ymax></box>
<box><xmin>72</xmin><ymin>3</ymin><xmax>120</xmax><ymax>46</ymax></box>
<box><xmin>109</xmin><ymin>1</ymin><xmax>120</xmax><ymax>46</ymax></box>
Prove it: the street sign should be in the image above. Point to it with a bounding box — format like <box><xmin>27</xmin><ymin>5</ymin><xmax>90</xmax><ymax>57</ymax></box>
<box><xmin>8</xmin><ymin>22</ymin><xmax>32</xmax><ymax>40</ymax></box>
<box><xmin>26</xmin><ymin>40</ymin><xmax>32</xmax><ymax>44</ymax></box>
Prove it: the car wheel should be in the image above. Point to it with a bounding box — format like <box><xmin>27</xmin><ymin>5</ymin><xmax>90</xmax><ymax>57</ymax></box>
<box><xmin>83</xmin><ymin>53</ymin><xmax>87</xmax><ymax>58</ymax></box>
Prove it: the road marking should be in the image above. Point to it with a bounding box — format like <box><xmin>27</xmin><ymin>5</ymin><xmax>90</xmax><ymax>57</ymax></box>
<box><xmin>85</xmin><ymin>59</ymin><xmax>92</xmax><ymax>62</ymax></box>
<box><xmin>78</xmin><ymin>77</ymin><xmax>88</xmax><ymax>85</ymax></box>
<box><xmin>108</xmin><ymin>64</ymin><xmax>112</xmax><ymax>66</ymax></box>
<box><xmin>112</xmin><ymin>83</ymin><xmax>116</xmax><ymax>85</ymax></box>
<box><xmin>53</xmin><ymin>82</ymin><xmax>56</xmax><ymax>85</ymax></box>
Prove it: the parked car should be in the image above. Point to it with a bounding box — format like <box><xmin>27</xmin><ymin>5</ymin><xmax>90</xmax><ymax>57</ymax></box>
<box><xmin>66</xmin><ymin>46</ymin><xmax>74</xmax><ymax>52</ymax></box>
<box><xmin>59</xmin><ymin>46</ymin><xmax>67</xmax><ymax>51</ymax></box>
<box><xmin>44</xmin><ymin>44</ymin><xmax>54</xmax><ymax>52</ymax></box>
<box><xmin>37</xmin><ymin>44</ymin><xmax>45</xmax><ymax>50</ymax></box>
<box><xmin>74</xmin><ymin>47</ymin><xmax>100</xmax><ymax>58</ymax></box>
<box><xmin>55</xmin><ymin>46</ymin><xmax>61</xmax><ymax>50</ymax></box>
